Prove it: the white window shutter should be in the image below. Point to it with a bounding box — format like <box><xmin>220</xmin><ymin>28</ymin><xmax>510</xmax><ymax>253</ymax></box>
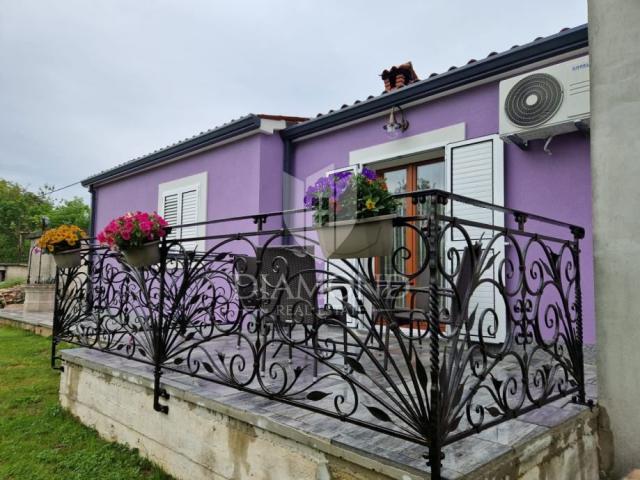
<box><xmin>158</xmin><ymin>172</ymin><xmax>207</xmax><ymax>253</ymax></box>
<box><xmin>445</xmin><ymin>135</ymin><xmax>506</xmax><ymax>343</ymax></box>
<box><xmin>179</xmin><ymin>188</ymin><xmax>199</xmax><ymax>251</ymax></box>
<box><xmin>162</xmin><ymin>193</ymin><xmax>180</xmax><ymax>240</ymax></box>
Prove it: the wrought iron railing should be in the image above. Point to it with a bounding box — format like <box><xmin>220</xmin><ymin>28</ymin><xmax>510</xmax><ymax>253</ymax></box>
<box><xmin>51</xmin><ymin>189</ymin><xmax>591</xmax><ymax>479</ymax></box>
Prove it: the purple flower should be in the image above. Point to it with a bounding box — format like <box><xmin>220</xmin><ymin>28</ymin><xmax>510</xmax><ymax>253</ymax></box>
<box><xmin>332</xmin><ymin>170</ymin><xmax>353</xmax><ymax>181</ymax></box>
<box><xmin>361</xmin><ymin>167</ymin><xmax>377</xmax><ymax>181</ymax></box>
<box><xmin>306</xmin><ymin>196</ymin><xmax>318</xmax><ymax>207</ymax></box>
<box><xmin>315</xmin><ymin>177</ymin><xmax>330</xmax><ymax>191</ymax></box>
<box><xmin>304</xmin><ymin>194</ymin><xmax>313</xmax><ymax>208</ymax></box>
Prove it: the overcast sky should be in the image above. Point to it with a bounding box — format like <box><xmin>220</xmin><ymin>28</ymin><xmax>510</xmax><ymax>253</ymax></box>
<box><xmin>0</xmin><ymin>0</ymin><xmax>587</xmax><ymax>202</ymax></box>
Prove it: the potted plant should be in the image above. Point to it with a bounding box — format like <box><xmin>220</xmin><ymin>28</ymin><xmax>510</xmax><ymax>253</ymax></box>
<box><xmin>305</xmin><ymin>168</ymin><xmax>399</xmax><ymax>259</ymax></box>
<box><xmin>37</xmin><ymin>224</ymin><xmax>87</xmax><ymax>269</ymax></box>
<box><xmin>97</xmin><ymin>211</ymin><xmax>169</xmax><ymax>268</ymax></box>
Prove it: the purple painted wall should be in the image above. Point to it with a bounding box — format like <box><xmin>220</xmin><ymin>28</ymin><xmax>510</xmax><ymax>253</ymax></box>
<box><xmin>94</xmin><ymin>133</ymin><xmax>284</xmax><ymax>238</ymax></box>
<box><xmin>292</xmin><ymin>83</ymin><xmax>499</xmax><ymax>182</ymax></box>
<box><xmin>504</xmin><ymin>134</ymin><xmax>594</xmax><ymax>343</ymax></box>
<box><xmin>288</xmin><ymin>83</ymin><xmax>595</xmax><ymax>343</ymax></box>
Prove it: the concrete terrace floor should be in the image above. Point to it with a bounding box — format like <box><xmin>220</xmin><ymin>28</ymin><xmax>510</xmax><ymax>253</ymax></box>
<box><xmin>58</xmin><ymin>325</ymin><xmax>598</xmax><ymax>479</ymax></box>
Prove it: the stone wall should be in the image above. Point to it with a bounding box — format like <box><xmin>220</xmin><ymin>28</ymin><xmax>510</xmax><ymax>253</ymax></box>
<box><xmin>0</xmin><ymin>286</ymin><xmax>25</xmax><ymax>308</ymax></box>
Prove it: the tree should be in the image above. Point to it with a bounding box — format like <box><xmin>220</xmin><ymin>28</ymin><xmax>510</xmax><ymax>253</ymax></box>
<box><xmin>0</xmin><ymin>179</ymin><xmax>91</xmax><ymax>262</ymax></box>
<box><xmin>48</xmin><ymin>198</ymin><xmax>90</xmax><ymax>231</ymax></box>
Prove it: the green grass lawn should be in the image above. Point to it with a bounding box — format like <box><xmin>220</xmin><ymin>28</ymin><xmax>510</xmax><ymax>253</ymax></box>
<box><xmin>0</xmin><ymin>326</ymin><xmax>173</xmax><ymax>480</ymax></box>
<box><xmin>0</xmin><ymin>278</ymin><xmax>26</xmax><ymax>289</ymax></box>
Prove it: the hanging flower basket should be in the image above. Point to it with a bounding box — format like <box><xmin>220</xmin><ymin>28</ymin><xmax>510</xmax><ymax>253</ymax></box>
<box><xmin>37</xmin><ymin>224</ymin><xmax>87</xmax><ymax>269</ymax></box>
<box><xmin>97</xmin><ymin>211</ymin><xmax>168</xmax><ymax>268</ymax></box>
<box><xmin>305</xmin><ymin>168</ymin><xmax>399</xmax><ymax>259</ymax></box>
<box><xmin>122</xmin><ymin>241</ymin><xmax>161</xmax><ymax>268</ymax></box>
<box><xmin>316</xmin><ymin>213</ymin><xmax>396</xmax><ymax>259</ymax></box>
<box><xmin>53</xmin><ymin>248</ymin><xmax>82</xmax><ymax>269</ymax></box>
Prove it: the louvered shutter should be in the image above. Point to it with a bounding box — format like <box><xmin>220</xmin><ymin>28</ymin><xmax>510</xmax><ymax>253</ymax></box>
<box><xmin>158</xmin><ymin>173</ymin><xmax>207</xmax><ymax>254</ymax></box>
<box><xmin>160</xmin><ymin>187</ymin><xmax>202</xmax><ymax>252</ymax></box>
<box><xmin>444</xmin><ymin>135</ymin><xmax>506</xmax><ymax>343</ymax></box>
<box><xmin>162</xmin><ymin>193</ymin><xmax>179</xmax><ymax>240</ymax></box>
<box><xmin>179</xmin><ymin>189</ymin><xmax>199</xmax><ymax>251</ymax></box>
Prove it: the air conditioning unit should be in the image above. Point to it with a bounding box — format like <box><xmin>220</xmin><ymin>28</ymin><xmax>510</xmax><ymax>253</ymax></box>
<box><xmin>499</xmin><ymin>55</ymin><xmax>590</xmax><ymax>145</ymax></box>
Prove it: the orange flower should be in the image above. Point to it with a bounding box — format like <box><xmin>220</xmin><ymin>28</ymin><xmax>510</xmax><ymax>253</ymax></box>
<box><xmin>37</xmin><ymin>224</ymin><xmax>86</xmax><ymax>253</ymax></box>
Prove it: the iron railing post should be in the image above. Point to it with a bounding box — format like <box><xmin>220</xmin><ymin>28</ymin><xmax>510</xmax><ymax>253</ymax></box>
<box><xmin>427</xmin><ymin>194</ymin><xmax>444</xmax><ymax>478</ymax></box>
<box><xmin>253</xmin><ymin>215</ymin><xmax>267</xmax><ymax>376</ymax></box>
<box><xmin>571</xmin><ymin>227</ymin><xmax>586</xmax><ymax>405</ymax></box>
<box><xmin>84</xmin><ymin>245</ymin><xmax>94</xmax><ymax>318</ymax></box>
<box><xmin>37</xmin><ymin>246</ymin><xmax>43</xmax><ymax>284</ymax></box>
<box><xmin>50</xmin><ymin>266</ymin><xmax>62</xmax><ymax>370</ymax></box>
<box><xmin>153</xmin><ymin>236</ymin><xmax>169</xmax><ymax>413</ymax></box>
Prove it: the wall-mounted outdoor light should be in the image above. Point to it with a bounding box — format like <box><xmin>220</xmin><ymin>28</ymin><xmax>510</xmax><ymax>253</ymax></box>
<box><xmin>383</xmin><ymin>105</ymin><xmax>409</xmax><ymax>138</ymax></box>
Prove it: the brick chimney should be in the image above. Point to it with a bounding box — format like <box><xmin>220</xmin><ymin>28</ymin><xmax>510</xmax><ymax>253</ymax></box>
<box><xmin>381</xmin><ymin>62</ymin><xmax>419</xmax><ymax>92</ymax></box>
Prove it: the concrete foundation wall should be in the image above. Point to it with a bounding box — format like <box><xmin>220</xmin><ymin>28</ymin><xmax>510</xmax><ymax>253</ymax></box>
<box><xmin>0</xmin><ymin>316</ymin><xmax>52</xmax><ymax>337</ymax></box>
<box><xmin>59</xmin><ymin>359</ymin><xmax>396</xmax><ymax>480</ymax></box>
<box><xmin>588</xmin><ymin>0</ymin><xmax>640</xmax><ymax>476</ymax></box>
<box><xmin>60</xmin><ymin>351</ymin><xmax>600</xmax><ymax>480</ymax></box>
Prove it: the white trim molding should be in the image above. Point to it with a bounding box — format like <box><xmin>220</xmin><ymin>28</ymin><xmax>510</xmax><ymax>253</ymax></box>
<box><xmin>349</xmin><ymin>123</ymin><xmax>466</xmax><ymax>167</ymax></box>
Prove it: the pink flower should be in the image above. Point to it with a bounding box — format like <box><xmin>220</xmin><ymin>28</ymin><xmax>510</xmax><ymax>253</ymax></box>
<box><xmin>139</xmin><ymin>220</ymin><xmax>152</xmax><ymax>234</ymax></box>
<box><xmin>97</xmin><ymin>211</ymin><xmax>169</xmax><ymax>249</ymax></box>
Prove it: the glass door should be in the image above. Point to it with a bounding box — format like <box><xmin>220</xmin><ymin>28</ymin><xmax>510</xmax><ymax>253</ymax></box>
<box><xmin>381</xmin><ymin>168</ymin><xmax>408</xmax><ymax>282</ymax></box>
<box><xmin>379</xmin><ymin>160</ymin><xmax>444</xmax><ymax>303</ymax></box>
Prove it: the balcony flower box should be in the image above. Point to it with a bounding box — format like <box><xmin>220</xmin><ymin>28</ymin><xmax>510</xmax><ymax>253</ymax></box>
<box><xmin>37</xmin><ymin>224</ymin><xmax>87</xmax><ymax>269</ymax></box>
<box><xmin>97</xmin><ymin>211</ymin><xmax>168</xmax><ymax>268</ymax></box>
<box><xmin>122</xmin><ymin>240</ymin><xmax>162</xmax><ymax>268</ymax></box>
<box><xmin>305</xmin><ymin>168</ymin><xmax>398</xmax><ymax>259</ymax></box>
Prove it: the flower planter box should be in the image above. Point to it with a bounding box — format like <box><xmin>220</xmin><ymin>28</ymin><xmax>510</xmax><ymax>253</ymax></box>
<box><xmin>53</xmin><ymin>249</ymin><xmax>82</xmax><ymax>269</ymax></box>
<box><xmin>316</xmin><ymin>214</ymin><xmax>396</xmax><ymax>259</ymax></box>
<box><xmin>122</xmin><ymin>241</ymin><xmax>161</xmax><ymax>268</ymax></box>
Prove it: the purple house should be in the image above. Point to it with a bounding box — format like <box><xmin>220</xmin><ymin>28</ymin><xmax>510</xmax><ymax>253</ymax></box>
<box><xmin>49</xmin><ymin>24</ymin><xmax>601</xmax><ymax>478</ymax></box>
<box><xmin>82</xmin><ymin>25</ymin><xmax>594</xmax><ymax>343</ymax></box>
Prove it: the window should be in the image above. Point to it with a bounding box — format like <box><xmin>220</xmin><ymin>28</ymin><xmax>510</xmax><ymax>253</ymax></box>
<box><xmin>158</xmin><ymin>172</ymin><xmax>207</xmax><ymax>252</ymax></box>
